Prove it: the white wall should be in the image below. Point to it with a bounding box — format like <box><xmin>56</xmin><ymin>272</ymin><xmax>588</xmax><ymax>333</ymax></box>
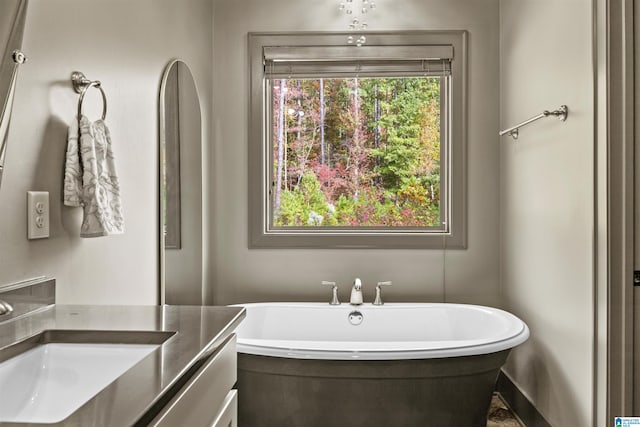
<box><xmin>210</xmin><ymin>0</ymin><xmax>502</xmax><ymax>306</ymax></box>
<box><xmin>499</xmin><ymin>0</ymin><xmax>594</xmax><ymax>425</ymax></box>
<box><xmin>0</xmin><ymin>0</ymin><xmax>213</xmax><ymax>305</ymax></box>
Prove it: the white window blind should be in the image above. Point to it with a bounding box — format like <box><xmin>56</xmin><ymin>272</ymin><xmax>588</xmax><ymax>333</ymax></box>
<box><xmin>263</xmin><ymin>45</ymin><xmax>453</xmax><ymax>78</ymax></box>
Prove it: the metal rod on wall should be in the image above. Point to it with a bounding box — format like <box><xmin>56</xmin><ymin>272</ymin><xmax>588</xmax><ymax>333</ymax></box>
<box><xmin>499</xmin><ymin>105</ymin><xmax>568</xmax><ymax>140</ymax></box>
<box><xmin>0</xmin><ymin>0</ymin><xmax>29</xmax><ymax>192</ymax></box>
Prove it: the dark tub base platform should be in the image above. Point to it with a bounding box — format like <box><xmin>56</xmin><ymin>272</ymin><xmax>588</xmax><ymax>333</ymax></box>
<box><xmin>237</xmin><ymin>350</ymin><xmax>510</xmax><ymax>427</ymax></box>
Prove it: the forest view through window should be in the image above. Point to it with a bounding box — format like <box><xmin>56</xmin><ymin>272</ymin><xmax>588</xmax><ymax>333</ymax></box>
<box><xmin>270</xmin><ymin>76</ymin><xmax>444</xmax><ymax>229</ymax></box>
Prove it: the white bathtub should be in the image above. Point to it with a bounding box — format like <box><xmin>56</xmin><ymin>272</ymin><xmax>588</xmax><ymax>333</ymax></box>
<box><xmin>233</xmin><ymin>302</ymin><xmax>530</xmax><ymax>426</ymax></box>
<box><xmin>233</xmin><ymin>302</ymin><xmax>529</xmax><ymax>360</ymax></box>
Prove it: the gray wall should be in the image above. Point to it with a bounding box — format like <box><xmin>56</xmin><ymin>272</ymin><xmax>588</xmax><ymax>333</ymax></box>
<box><xmin>499</xmin><ymin>0</ymin><xmax>595</xmax><ymax>425</ymax></box>
<box><xmin>210</xmin><ymin>0</ymin><xmax>502</xmax><ymax>306</ymax></box>
<box><xmin>0</xmin><ymin>0</ymin><xmax>213</xmax><ymax>305</ymax></box>
<box><xmin>0</xmin><ymin>0</ymin><xmax>600</xmax><ymax>423</ymax></box>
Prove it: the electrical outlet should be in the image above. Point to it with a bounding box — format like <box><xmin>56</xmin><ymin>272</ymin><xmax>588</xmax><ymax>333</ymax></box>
<box><xmin>27</xmin><ymin>191</ymin><xmax>49</xmax><ymax>240</ymax></box>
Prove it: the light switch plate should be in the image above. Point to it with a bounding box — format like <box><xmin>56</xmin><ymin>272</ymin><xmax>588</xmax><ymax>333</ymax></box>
<box><xmin>27</xmin><ymin>191</ymin><xmax>49</xmax><ymax>240</ymax></box>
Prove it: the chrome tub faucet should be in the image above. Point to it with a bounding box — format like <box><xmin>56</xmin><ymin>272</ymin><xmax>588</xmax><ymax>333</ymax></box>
<box><xmin>373</xmin><ymin>281</ymin><xmax>393</xmax><ymax>305</ymax></box>
<box><xmin>350</xmin><ymin>278</ymin><xmax>363</xmax><ymax>305</ymax></box>
<box><xmin>321</xmin><ymin>281</ymin><xmax>340</xmax><ymax>305</ymax></box>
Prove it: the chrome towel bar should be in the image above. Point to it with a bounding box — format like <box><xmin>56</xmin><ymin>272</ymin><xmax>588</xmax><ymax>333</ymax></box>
<box><xmin>499</xmin><ymin>105</ymin><xmax>568</xmax><ymax>140</ymax></box>
<box><xmin>71</xmin><ymin>71</ymin><xmax>107</xmax><ymax>121</ymax></box>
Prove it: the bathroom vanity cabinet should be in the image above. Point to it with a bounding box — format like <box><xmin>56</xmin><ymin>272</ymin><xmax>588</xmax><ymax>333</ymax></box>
<box><xmin>150</xmin><ymin>334</ymin><xmax>238</xmax><ymax>427</ymax></box>
<box><xmin>0</xmin><ymin>278</ymin><xmax>245</xmax><ymax>427</ymax></box>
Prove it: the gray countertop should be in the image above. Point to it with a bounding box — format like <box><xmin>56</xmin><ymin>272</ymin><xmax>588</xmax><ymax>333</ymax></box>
<box><xmin>0</xmin><ymin>304</ymin><xmax>245</xmax><ymax>427</ymax></box>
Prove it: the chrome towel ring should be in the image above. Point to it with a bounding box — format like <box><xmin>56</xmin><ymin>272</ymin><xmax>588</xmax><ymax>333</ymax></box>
<box><xmin>71</xmin><ymin>71</ymin><xmax>107</xmax><ymax>121</ymax></box>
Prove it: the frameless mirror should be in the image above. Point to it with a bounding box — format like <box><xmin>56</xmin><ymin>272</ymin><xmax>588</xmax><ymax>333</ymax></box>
<box><xmin>0</xmin><ymin>0</ymin><xmax>28</xmax><ymax>191</ymax></box>
<box><xmin>159</xmin><ymin>60</ymin><xmax>203</xmax><ymax>305</ymax></box>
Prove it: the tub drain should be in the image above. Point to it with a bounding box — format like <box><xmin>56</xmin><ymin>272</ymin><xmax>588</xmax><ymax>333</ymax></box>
<box><xmin>348</xmin><ymin>310</ymin><xmax>363</xmax><ymax>326</ymax></box>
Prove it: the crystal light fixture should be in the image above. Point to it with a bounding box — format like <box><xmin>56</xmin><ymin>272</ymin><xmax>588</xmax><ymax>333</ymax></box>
<box><xmin>339</xmin><ymin>0</ymin><xmax>376</xmax><ymax>46</ymax></box>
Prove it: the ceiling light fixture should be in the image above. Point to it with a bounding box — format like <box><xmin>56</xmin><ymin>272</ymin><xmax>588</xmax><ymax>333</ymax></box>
<box><xmin>338</xmin><ymin>0</ymin><xmax>376</xmax><ymax>46</ymax></box>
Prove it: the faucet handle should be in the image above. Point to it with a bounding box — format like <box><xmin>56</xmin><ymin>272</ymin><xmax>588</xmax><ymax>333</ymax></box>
<box><xmin>373</xmin><ymin>281</ymin><xmax>392</xmax><ymax>305</ymax></box>
<box><xmin>321</xmin><ymin>281</ymin><xmax>340</xmax><ymax>305</ymax></box>
<box><xmin>0</xmin><ymin>299</ymin><xmax>13</xmax><ymax>316</ymax></box>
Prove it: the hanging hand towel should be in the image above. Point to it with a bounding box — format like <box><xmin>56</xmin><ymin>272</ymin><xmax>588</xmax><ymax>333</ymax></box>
<box><xmin>63</xmin><ymin>119</ymin><xmax>82</xmax><ymax>207</ymax></box>
<box><xmin>63</xmin><ymin>116</ymin><xmax>125</xmax><ymax>237</ymax></box>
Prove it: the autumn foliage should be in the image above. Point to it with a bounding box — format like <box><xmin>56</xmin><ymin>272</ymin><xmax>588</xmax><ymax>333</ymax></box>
<box><xmin>272</xmin><ymin>77</ymin><xmax>441</xmax><ymax>227</ymax></box>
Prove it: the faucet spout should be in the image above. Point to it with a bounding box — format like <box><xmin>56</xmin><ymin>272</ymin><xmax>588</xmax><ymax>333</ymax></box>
<box><xmin>350</xmin><ymin>278</ymin><xmax>363</xmax><ymax>305</ymax></box>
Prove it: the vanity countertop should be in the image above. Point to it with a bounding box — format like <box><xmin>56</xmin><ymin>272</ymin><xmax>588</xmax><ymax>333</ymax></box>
<box><xmin>0</xmin><ymin>304</ymin><xmax>245</xmax><ymax>427</ymax></box>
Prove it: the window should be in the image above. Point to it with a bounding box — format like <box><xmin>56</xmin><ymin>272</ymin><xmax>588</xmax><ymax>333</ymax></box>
<box><xmin>249</xmin><ymin>32</ymin><xmax>467</xmax><ymax>248</ymax></box>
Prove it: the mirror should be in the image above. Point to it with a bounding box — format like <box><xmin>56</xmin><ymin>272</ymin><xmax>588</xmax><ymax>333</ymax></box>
<box><xmin>159</xmin><ymin>60</ymin><xmax>203</xmax><ymax>305</ymax></box>
<box><xmin>0</xmin><ymin>0</ymin><xmax>28</xmax><ymax>191</ymax></box>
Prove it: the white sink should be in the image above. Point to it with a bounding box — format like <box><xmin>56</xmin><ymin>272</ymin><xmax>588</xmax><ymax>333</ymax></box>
<box><xmin>0</xmin><ymin>342</ymin><xmax>158</xmax><ymax>423</ymax></box>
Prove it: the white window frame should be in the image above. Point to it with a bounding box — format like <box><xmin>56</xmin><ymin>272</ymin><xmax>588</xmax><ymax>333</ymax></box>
<box><xmin>248</xmin><ymin>31</ymin><xmax>467</xmax><ymax>249</ymax></box>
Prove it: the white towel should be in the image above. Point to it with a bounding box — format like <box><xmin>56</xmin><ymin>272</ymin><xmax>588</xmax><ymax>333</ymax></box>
<box><xmin>63</xmin><ymin>116</ymin><xmax>125</xmax><ymax>237</ymax></box>
<box><xmin>63</xmin><ymin>119</ymin><xmax>83</xmax><ymax>207</ymax></box>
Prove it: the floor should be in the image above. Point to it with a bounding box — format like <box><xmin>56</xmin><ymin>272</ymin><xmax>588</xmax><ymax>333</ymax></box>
<box><xmin>487</xmin><ymin>394</ymin><xmax>523</xmax><ymax>427</ymax></box>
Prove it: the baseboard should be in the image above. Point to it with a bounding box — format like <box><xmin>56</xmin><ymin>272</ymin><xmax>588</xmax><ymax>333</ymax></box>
<box><xmin>496</xmin><ymin>371</ymin><xmax>552</xmax><ymax>427</ymax></box>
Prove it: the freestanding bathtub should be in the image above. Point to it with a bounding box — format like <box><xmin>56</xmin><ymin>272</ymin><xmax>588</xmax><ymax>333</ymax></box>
<box><xmin>233</xmin><ymin>302</ymin><xmax>529</xmax><ymax>427</ymax></box>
